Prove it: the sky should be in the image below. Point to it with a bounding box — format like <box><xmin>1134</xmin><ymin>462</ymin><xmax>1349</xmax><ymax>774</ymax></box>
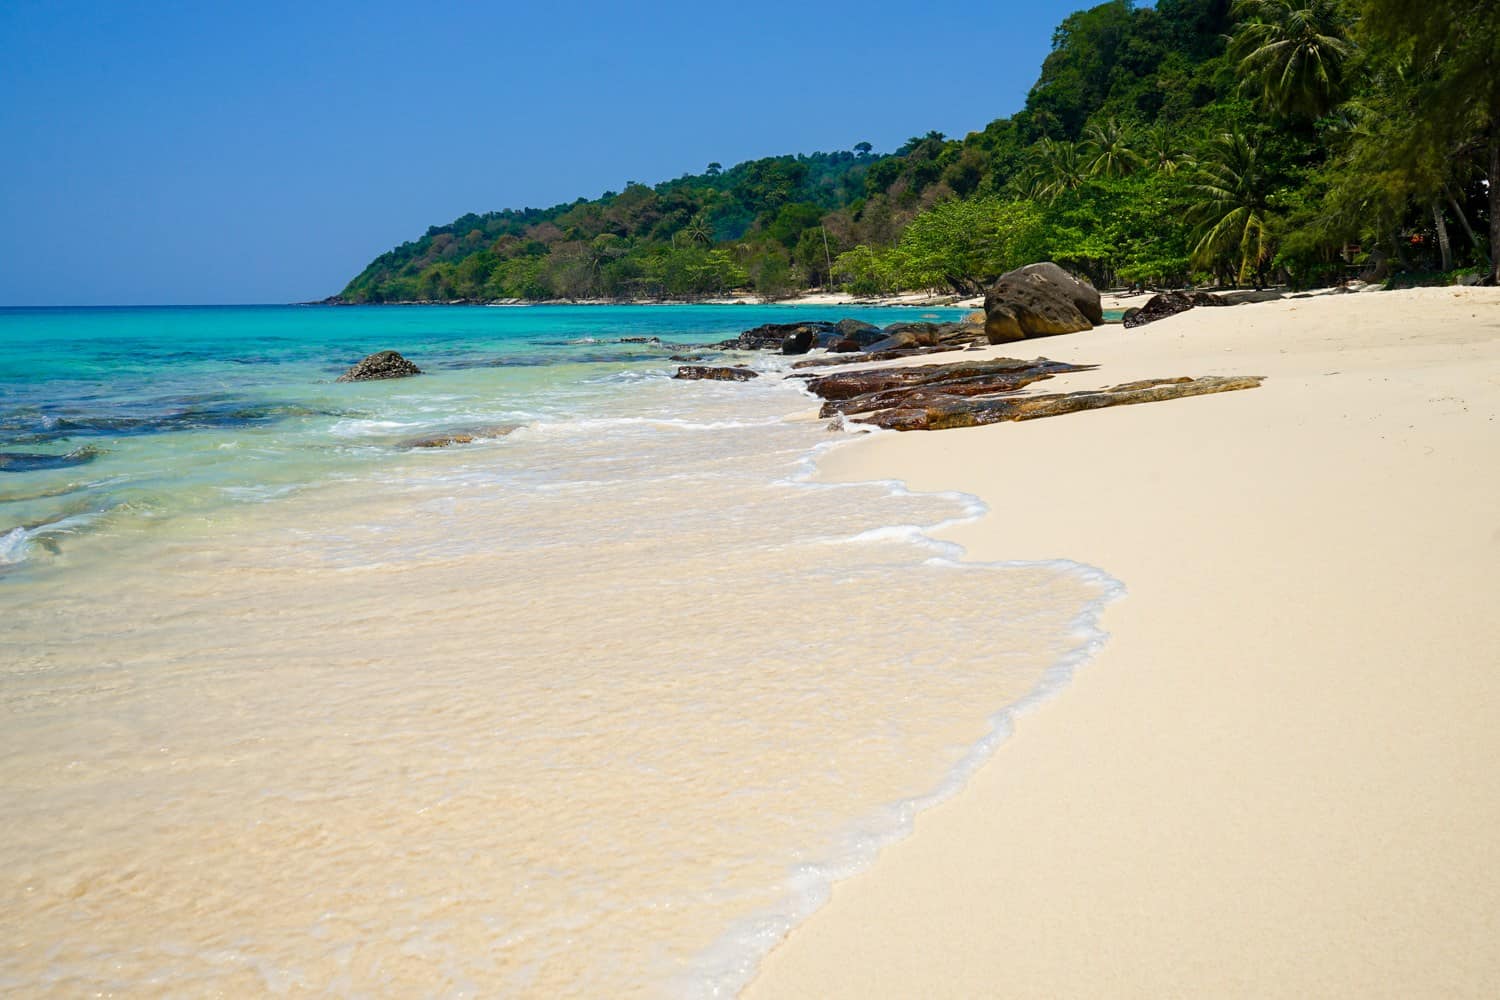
<box><xmin>0</xmin><ymin>0</ymin><xmax>1100</xmax><ymax>306</ymax></box>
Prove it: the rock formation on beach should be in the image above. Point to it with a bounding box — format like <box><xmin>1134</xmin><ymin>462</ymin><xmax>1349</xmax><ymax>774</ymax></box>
<box><xmin>853</xmin><ymin>374</ymin><xmax>1265</xmax><ymax>430</ymax></box>
<box><xmin>788</xmin><ymin>354</ymin><xmax>1263</xmax><ymax>430</ymax></box>
<box><xmin>1122</xmin><ymin>291</ymin><xmax>1231</xmax><ymax>328</ymax></box>
<box><xmin>718</xmin><ymin>316</ymin><xmax>989</xmax><ymax>359</ymax></box>
<box><xmin>673</xmin><ymin>365</ymin><xmax>759</xmax><ymax>381</ymax></box>
<box><xmin>983</xmin><ymin>262</ymin><xmax>1103</xmax><ymax>343</ymax></box>
<box><xmin>336</xmin><ymin>350</ymin><xmax>423</xmax><ymax>382</ymax></box>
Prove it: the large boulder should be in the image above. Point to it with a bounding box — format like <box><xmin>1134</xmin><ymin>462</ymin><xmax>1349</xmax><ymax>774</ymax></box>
<box><xmin>983</xmin><ymin>262</ymin><xmax>1103</xmax><ymax>343</ymax></box>
<box><xmin>337</xmin><ymin>350</ymin><xmax>422</xmax><ymax>382</ymax></box>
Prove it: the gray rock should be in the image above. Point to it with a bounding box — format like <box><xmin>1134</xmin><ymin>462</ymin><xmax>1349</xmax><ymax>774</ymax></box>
<box><xmin>983</xmin><ymin>262</ymin><xmax>1103</xmax><ymax>342</ymax></box>
<box><xmin>337</xmin><ymin>350</ymin><xmax>423</xmax><ymax>382</ymax></box>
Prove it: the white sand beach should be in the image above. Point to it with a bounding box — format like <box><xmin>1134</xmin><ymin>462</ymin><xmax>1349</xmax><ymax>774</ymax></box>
<box><xmin>749</xmin><ymin>286</ymin><xmax>1500</xmax><ymax>997</ymax></box>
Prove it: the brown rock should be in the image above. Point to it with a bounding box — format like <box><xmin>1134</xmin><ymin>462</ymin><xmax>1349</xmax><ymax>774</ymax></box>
<box><xmin>789</xmin><ymin>345</ymin><xmax>966</xmax><ymax>370</ymax></box>
<box><xmin>819</xmin><ymin>369</ymin><xmax>1065</xmax><ymax>418</ymax></box>
<box><xmin>799</xmin><ymin>357</ymin><xmax>1094</xmax><ymax>401</ymax></box>
<box><xmin>674</xmin><ymin>365</ymin><xmax>759</xmax><ymax>382</ymax></box>
<box><xmin>856</xmin><ymin>376</ymin><xmax>1265</xmax><ymax>431</ymax></box>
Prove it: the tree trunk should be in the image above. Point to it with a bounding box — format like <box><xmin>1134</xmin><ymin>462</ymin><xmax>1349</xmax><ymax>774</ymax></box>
<box><xmin>1447</xmin><ymin>190</ymin><xmax>1487</xmax><ymax>265</ymax></box>
<box><xmin>1390</xmin><ymin>229</ymin><xmax>1413</xmax><ymax>273</ymax></box>
<box><xmin>1490</xmin><ymin>134</ymin><xmax>1500</xmax><ymax>283</ymax></box>
<box><xmin>1432</xmin><ymin>201</ymin><xmax>1454</xmax><ymax>271</ymax></box>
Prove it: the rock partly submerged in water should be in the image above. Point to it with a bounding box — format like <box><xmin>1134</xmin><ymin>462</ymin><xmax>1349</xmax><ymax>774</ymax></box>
<box><xmin>0</xmin><ymin>446</ymin><xmax>102</xmax><ymax>472</ymax></box>
<box><xmin>983</xmin><ymin>262</ymin><xmax>1103</xmax><ymax>343</ymax></box>
<box><xmin>336</xmin><ymin>350</ymin><xmax>423</xmax><ymax>382</ymax></box>
<box><xmin>674</xmin><ymin>365</ymin><xmax>759</xmax><ymax>382</ymax></box>
<box><xmin>856</xmin><ymin>375</ymin><xmax>1266</xmax><ymax>431</ymax></box>
<box><xmin>398</xmin><ymin>425</ymin><xmax>520</xmax><ymax>449</ymax></box>
<box><xmin>716</xmin><ymin>323</ymin><xmax>834</xmax><ymax>352</ymax></box>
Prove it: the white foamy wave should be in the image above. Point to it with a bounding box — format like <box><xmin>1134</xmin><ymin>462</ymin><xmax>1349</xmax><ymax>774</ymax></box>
<box><xmin>0</xmin><ymin>526</ymin><xmax>31</xmax><ymax>565</ymax></box>
<box><xmin>584</xmin><ymin>368</ymin><xmax>674</xmax><ymax>385</ymax></box>
<box><xmin>515</xmin><ymin>414</ymin><xmax>791</xmax><ymax>438</ymax></box>
<box><xmin>0</xmin><ymin>511</ymin><xmax>106</xmax><ymax>568</ymax></box>
<box><xmin>328</xmin><ymin>418</ymin><xmax>421</xmax><ymax>438</ymax></box>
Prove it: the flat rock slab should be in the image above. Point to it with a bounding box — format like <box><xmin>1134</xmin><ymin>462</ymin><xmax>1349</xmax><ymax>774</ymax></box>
<box><xmin>855</xmin><ymin>375</ymin><xmax>1265</xmax><ymax>431</ymax></box>
<box><xmin>790</xmin><ymin>345</ymin><xmax>967</xmax><ymax>370</ymax></box>
<box><xmin>797</xmin><ymin>357</ymin><xmax>1095</xmax><ymax>401</ymax></box>
<box><xmin>674</xmin><ymin>365</ymin><xmax>759</xmax><ymax>382</ymax></box>
<box><xmin>819</xmin><ymin>369</ymin><xmax>1069</xmax><ymax>417</ymax></box>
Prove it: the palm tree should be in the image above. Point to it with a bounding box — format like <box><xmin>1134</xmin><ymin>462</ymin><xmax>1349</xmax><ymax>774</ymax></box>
<box><xmin>1186</xmin><ymin>129</ymin><xmax>1275</xmax><ymax>285</ymax></box>
<box><xmin>1024</xmin><ymin>139</ymin><xmax>1088</xmax><ymax>204</ymax></box>
<box><xmin>1231</xmin><ymin>0</ymin><xmax>1357</xmax><ymax>120</ymax></box>
<box><xmin>1082</xmin><ymin>118</ymin><xmax>1143</xmax><ymax>178</ymax></box>
<box><xmin>682</xmin><ymin>212</ymin><xmax>713</xmax><ymax>247</ymax></box>
<box><xmin>1142</xmin><ymin>126</ymin><xmax>1193</xmax><ymax>175</ymax></box>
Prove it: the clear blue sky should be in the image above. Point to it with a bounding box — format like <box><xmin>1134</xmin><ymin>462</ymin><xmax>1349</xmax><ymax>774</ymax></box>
<box><xmin>0</xmin><ymin>0</ymin><xmax>1098</xmax><ymax>305</ymax></box>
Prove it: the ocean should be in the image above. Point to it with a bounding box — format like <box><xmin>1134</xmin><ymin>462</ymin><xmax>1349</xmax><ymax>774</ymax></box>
<box><xmin>0</xmin><ymin>305</ymin><xmax>1117</xmax><ymax>996</ymax></box>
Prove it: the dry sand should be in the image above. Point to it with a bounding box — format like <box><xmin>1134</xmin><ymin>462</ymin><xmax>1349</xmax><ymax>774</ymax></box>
<box><xmin>748</xmin><ymin>286</ymin><xmax>1500</xmax><ymax>998</ymax></box>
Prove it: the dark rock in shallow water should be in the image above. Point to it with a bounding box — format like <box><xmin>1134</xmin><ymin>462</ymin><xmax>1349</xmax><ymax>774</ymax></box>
<box><xmin>855</xmin><ymin>375</ymin><xmax>1265</xmax><ymax>431</ymax></box>
<box><xmin>674</xmin><ymin>365</ymin><xmax>759</xmax><ymax>382</ymax></box>
<box><xmin>398</xmin><ymin>425</ymin><xmax>519</xmax><ymax>449</ymax></box>
<box><xmin>984</xmin><ymin>262</ymin><xmax>1103</xmax><ymax>342</ymax></box>
<box><xmin>337</xmin><ymin>350</ymin><xmax>423</xmax><ymax>382</ymax></box>
<box><xmin>716</xmin><ymin>322</ymin><xmax>837</xmax><ymax>351</ymax></box>
<box><xmin>781</xmin><ymin>328</ymin><xmax>816</xmax><ymax>355</ymax></box>
<box><xmin>0</xmin><ymin>446</ymin><xmax>101</xmax><ymax>472</ymax></box>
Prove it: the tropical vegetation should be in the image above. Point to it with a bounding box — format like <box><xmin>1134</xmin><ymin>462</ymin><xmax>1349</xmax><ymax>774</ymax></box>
<box><xmin>335</xmin><ymin>0</ymin><xmax>1500</xmax><ymax>303</ymax></box>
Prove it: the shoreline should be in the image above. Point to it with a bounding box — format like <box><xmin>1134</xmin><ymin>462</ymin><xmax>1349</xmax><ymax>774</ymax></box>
<box><xmin>748</xmin><ymin>286</ymin><xmax>1500</xmax><ymax>997</ymax></box>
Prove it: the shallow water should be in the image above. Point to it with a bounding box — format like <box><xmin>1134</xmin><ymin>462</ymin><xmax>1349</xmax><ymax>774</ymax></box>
<box><xmin>0</xmin><ymin>306</ymin><xmax>1116</xmax><ymax>996</ymax></box>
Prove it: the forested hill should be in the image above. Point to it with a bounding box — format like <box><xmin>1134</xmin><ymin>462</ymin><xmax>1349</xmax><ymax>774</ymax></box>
<box><xmin>334</xmin><ymin>0</ymin><xmax>1499</xmax><ymax>303</ymax></box>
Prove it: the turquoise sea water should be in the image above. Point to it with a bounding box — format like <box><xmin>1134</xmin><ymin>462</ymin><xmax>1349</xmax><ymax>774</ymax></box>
<box><xmin>0</xmin><ymin>304</ymin><xmax>962</xmax><ymax>571</ymax></box>
<box><xmin>0</xmin><ymin>303</ymin><xmax>1118</xmax><ymax>996</ymax></box>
